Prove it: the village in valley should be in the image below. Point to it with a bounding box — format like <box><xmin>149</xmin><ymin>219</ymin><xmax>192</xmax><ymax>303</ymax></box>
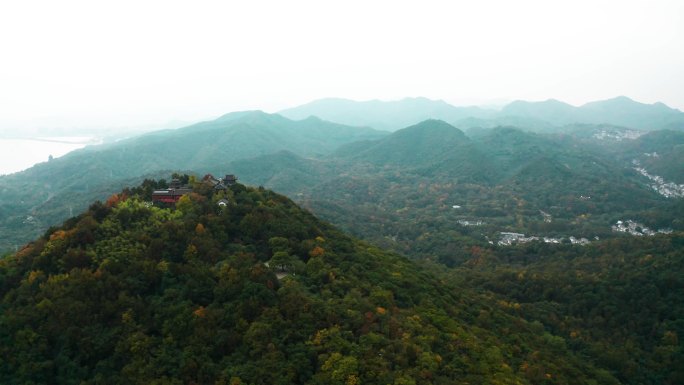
<box><xmin>461</xmin><ymin>152</ymin><xmax>684</xmax><ymax>247</ymax></box>
<box><xmin>452</xmin><ymin>161</ymin><xmax>682</xmax><ymax>247</ymax></box>
<box><xmin>494</xmin><ymin>218</ymin><xmax>674</xmax><ymax>246</ymax></box>
<box><xmin>611</xmin><ymin>219</ymin><xmax>673</xmax><ymax>237</ymax></box>
<box><xmin>591</xmin><ymin>127</ymin><xmax>644</xmax><ymax>141</ymax></box>
<box><xmin>496</xmin><ymin>232</ymin><xmax>593</xmax><ymax>246</ymax></box>
<box><xmin>633</xmin><ymin>158</ymin><xmax>684</xmax><ymax>198</ymax></box>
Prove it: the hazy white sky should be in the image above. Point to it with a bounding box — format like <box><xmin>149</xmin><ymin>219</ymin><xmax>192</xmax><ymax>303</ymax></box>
<box><xmin>1</xmin><ymin>0</ymin><xmax>683</xmax><ymax>133</ymax></box>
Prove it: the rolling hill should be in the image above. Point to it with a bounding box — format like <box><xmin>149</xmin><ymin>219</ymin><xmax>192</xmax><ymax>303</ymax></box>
<box><xmin>0</xmin><ymin>112</ymin><xmax>386</xmax><ymax>251</ymax></box>
<box><xmin>219</xmin><ymin>121</ymin><xmax>676</xmax><ymax>262</ymax></box>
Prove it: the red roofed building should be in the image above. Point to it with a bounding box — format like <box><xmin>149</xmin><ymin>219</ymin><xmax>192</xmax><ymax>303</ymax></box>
<box><xmin>151</xmin><ymin>187</ymin><xmax>193</xmax><ymax>203</ymax></box>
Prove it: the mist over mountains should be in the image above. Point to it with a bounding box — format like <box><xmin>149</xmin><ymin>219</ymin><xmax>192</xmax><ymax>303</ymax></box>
<box><xmin>280</xmin><ymin>95</ymin><xmax>684</xmax><ymax>132</ymax></box>
<box><xmin>279</xmin><ymin>97</ymin><xmax>495</xmax><ymax>131</ymax></box>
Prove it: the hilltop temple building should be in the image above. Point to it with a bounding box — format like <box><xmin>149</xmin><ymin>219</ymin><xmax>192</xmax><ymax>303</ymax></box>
<box><xmin>151</xmin><ymin>173</ymin><xmax>238</xmax><ymax>204</ymax></box>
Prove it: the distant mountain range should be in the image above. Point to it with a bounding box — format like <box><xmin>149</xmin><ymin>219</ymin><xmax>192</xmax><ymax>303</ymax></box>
<box><xmin>502</xmin><ymin>96</ymin><xmax>684</xmax><ymax>130</ymax></box>
<box><xmin>279</xmin><ymin>97</ymin><xmax>495</xmax><ymax>131</ymax></box>
<box><xmin>281</xmin><ymin>96</ymin><xmax>684</xmax><ymax>132</ymax></box>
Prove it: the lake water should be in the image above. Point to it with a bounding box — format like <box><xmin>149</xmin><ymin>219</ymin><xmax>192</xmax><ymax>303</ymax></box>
<box><xmin>0</xmin><ymin>137</ymin><xmax>100</xmax><ymax>176</ymax></box>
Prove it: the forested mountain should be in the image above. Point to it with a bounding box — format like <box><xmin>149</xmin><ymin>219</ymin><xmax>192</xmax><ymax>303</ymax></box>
<box><xmin>500</xmin><ymin>99</ymin><xmax>578</xmax><ymax>126</ymax></box>
<box><xmin>0</xmin><ymin>112</ymin><xmax>386</xmax><ymax>251</ymax></box>
<box><xmin>336</xmin><ymin>120</ymin><xmax>477</xmax><ymax>171</ymax></box>
<box><xmin>219</xmin><ymin>120</ymin><xmax>681</xmax><ymax>264</ymax></box>
<box><xmin>0</xmin><ymin>181</ymin><xmax>622</xmax><ymax>384</ymax></box>
<box><xmin>90</xmin><ymin>110</ymin><xmax>385</xmax><ymax>170</ymax></box>
<box><xmin>581</xmin><ymin>96</ymin><xmax>684</xmax><ymax>130</ymax></box>
<box><xmin>281</xmin><ymin>96</ymin><xmax>684</xmax><ymax>133</ymax></box>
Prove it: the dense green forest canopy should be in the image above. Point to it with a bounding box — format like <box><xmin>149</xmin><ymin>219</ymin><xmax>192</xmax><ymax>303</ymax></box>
<box><xmin>0</xmin><ymin>179</ymin><xmax>632</xmax><ymax>384</ymax></box>
<box><xmin>447</xmin><ymin>235</ymin><xmax>684</xmax><ymax>385</ymax></box>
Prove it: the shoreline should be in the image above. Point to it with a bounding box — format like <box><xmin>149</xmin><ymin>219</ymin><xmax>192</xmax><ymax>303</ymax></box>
<box><xmin>0</xmin><ymin>137</ymin><xmax>101</xmax><ymax>176</ymax></box>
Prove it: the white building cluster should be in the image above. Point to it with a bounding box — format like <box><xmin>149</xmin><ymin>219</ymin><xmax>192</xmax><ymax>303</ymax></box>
<box><xmin>612</xmin><ymin>220</ymin><xmax>672</xmax><ymax>237</ymax></box>
<box><xmin>497</xmin><ymin>232</ymin><xmax>590</xmax><ymax>246</ymax></box>
<box><xmin>633</xmin><ymin>160</ymin><xmax>684</xmax><ymax>198</ymax></box>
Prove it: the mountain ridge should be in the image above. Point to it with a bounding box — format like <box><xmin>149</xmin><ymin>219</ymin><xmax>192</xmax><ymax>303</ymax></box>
<box><xmin>280</xmin><ymin>97</ymin><xmax>496</xmax><ymax>131</ymax></box>
<box><xmin>281</xmin><ymin>96</ymin><xmax>684</xmax><ymax>132</ymax></box>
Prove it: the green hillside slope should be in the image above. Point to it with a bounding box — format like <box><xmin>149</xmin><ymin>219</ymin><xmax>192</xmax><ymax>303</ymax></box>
<box><xmin>450</xmin><ymin>234</ymin><xmax>684</xmax><ymax>384</ymax></box>
<box><xmin>0</xmin><ymin>180</ymin><xmax>616</xmax><ymax>384</ymax></box>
